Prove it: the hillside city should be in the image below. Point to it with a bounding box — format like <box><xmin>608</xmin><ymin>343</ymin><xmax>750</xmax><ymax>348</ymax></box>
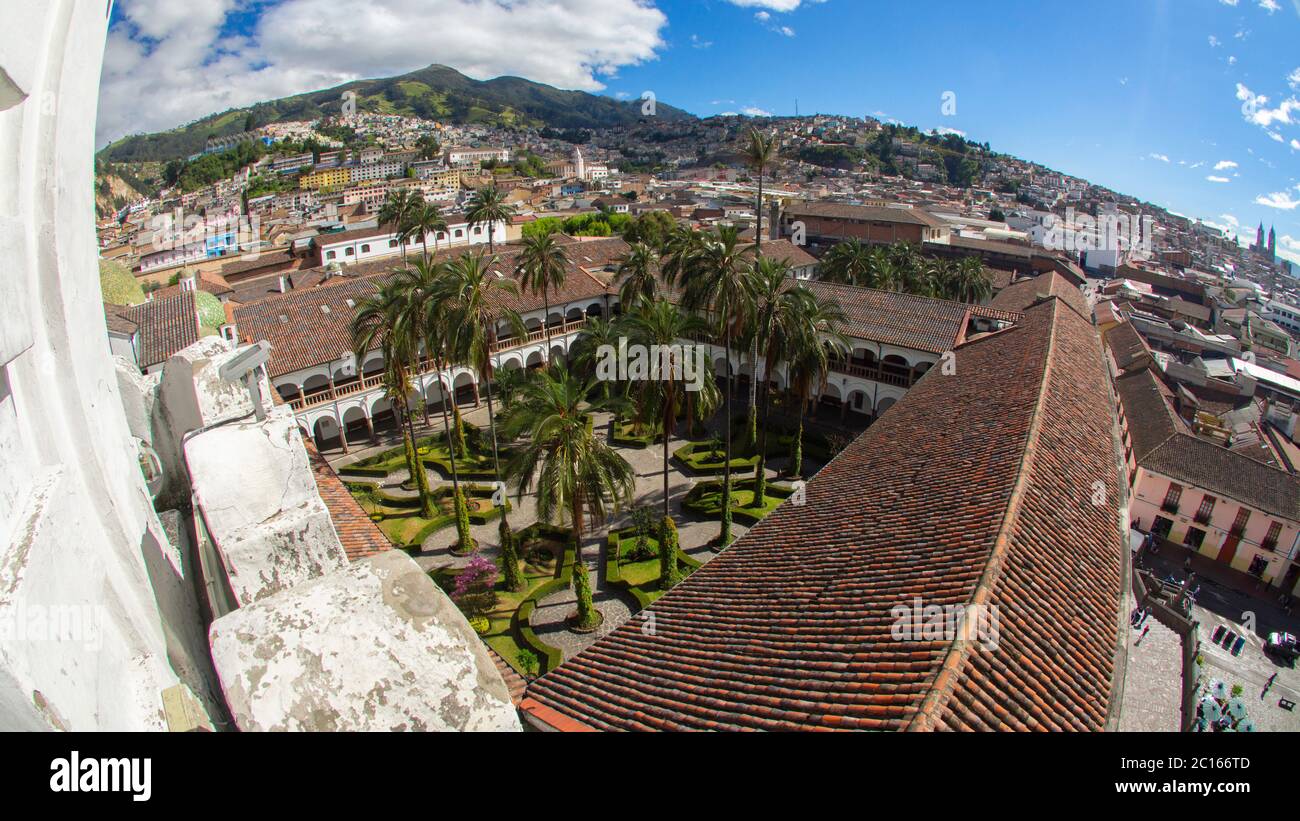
<box><xmin>3</xmin><ymin>1</ymin><xmax>1299</xmax><ymax>751</ymax></box>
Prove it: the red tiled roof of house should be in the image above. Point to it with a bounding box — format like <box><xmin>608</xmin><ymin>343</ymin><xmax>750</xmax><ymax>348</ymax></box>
<box><xmin>119</xmin><ymin>292</ymin><xmax>201</xmax><ymax>368</ymax></box>
<box><xmin>304</xmin><ymin>441</ymin><xmax>391</xmax><ymax>562</ymax></box>
<box><xmin>1116</xmin><ymin>368</ymin><xmax>1300</xmax><ymax>521</ymax></box>
<box><xmin>802</xmin><ymin>280</ymin><xmax>1020</xmax><ymax>354</ymax></box>
<box><xmin>233</xmin><ymin>239</ymin><xmax>621</xmax><ymax>378</ymax></box>
<box><xmin>525</xmin><ymin>294</ymin><xmax>1124</xmax><ymax>731</ymax></box>
<box><xmin>989</xmin><ymin>271</ymin><xmax>1089</xmax><ymax>319</ymax></box>
<box><xmin>786</xmin><ymin>200</ymin><xmax>948</xmax><ymax>229</ymax></box>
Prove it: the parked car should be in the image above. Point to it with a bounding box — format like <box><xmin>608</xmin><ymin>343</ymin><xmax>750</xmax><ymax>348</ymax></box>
<box><xmin>1264</xmin><ymin>632</ymin><xmax>1299</xmax><ymax>660</ymax></box>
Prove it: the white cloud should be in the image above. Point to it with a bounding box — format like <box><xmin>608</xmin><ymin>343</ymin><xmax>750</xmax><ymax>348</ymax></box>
<box><xmin>1259</xmin><ymin>0</ymin><xmax>1280</xmax><ymax>13</ymax></box>
<box><xmin>1207</xmin><ymin>175</ymin><xmax>1231</xmax><ymax>183</ymax></box>
<box><xmin>1148</xmin><ymin>153</ymin><xmax>1171</xmax><ymax>162</ymax></box>
<box><xmin>1219</xmin><ymin>0</ymin><xmax>1239</xmax><ymax>5</ymax></box>
<box><xmin>97</xmin><ymin>0</ymin><xmax>668</xmax><ymax>146</ymax></box>
<box><xmin>741</xmin><ymin>106</ymin><xmax>773</xmax><ymax>117</ymax></box>
<box><xmin>1235</xmin><ymin>82</ymin><xmax>1300</xmax><ymax>131</ymax></box>
<box><xmin>724</xmin><ymin>0</ymin><xmax>810</xmax><ymax>9</ymax></box>
<box><xmin>1289</xmin><ymin>67</ymin><xmax>1300</xmax><ymax>91</ymax></box>
<box><xmin>1215</xmin><ymin>160</ymin><xmax>1238</xmax><ymax>170</ymax></box>
<box><xmin>934</xmin><ymin>126</ymin><xmax>966</xmax><ymax>137</ymax></box>
<box><xmin>755</xmin><ymin>11</ymin><xmax>772</xmax><ymax>22</ymax></box>
<box><xmin>1256</xmin><ymin>191</ymin><xmax>1300</xmax><ymax>209</ymax></box>
<box><xmin>1208</xmin><ymin>35</ymin><xmax>1221</xmax><ymax>47</ymax></box>
<box><xmin>690</xmin><ymin>34</ymin><xmax>713</xmax><ymax>49</ymax></box>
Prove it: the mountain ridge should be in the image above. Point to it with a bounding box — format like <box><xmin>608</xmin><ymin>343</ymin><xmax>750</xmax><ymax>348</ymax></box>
<box><xmin>98</xmin><ymin>63</ymin><xmax>693</xmax><ymax>163</ymax></box>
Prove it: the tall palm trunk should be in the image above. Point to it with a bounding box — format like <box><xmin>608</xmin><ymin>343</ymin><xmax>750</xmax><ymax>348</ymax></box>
<box><xmin>661</xmin><ymin>366</ymin><xmax>676</xmax><ymax>520</ymax></box>
<box><xmin>752</xmin><ymin>352</ymin><xmax>776</xmax><ymax>505</ymax></box>
<box><xmin>720</xmin><ymin>326</ymin><xmax>733</xmax><ymax>547</ymax></box>
<box><xmin>790</xmin><ymin>385</ymin><xmax>807</xmax><ymax>479</ymax></box>
<box><xmin>746</xmin><ymin>168</ymin><xmax>764</xmax><ymax>449</ymax></box>
<box><xmin>435</xmin><ymin>361</ymin><xmax>472</xmax><ymax>552</ymax></box>
<box><xmin>402</xmin><ymin>397</ymin><xmax>435</xmax><ymax>519</ymax></box>
<box><xmin>542</xmin><ymin>289</ymin><xmax>553</xmax><ymax>366</ymax></box>
<box><xmin>480</xmin><ymin>332</ymin><xmax>510</xmax><ymax>532</ymax></box>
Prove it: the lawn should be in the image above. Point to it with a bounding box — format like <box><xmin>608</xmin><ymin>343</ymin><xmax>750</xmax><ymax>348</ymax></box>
<box><xmin>673</xmin><ymin>440</ymin><xmax>762</xmax><ymax>475</ymax></box>
<box><xmin>433</xmin><ymin>525</ymin><xmax>575</xmax><ymax>677</ymax></box>
<box><xmin>605</xmin><ymin>527</ymin><xmax>699</xmax><ymax>609</ymax></box>
<box><xmin>682</xmin><ymin>479</ymin><xmax>794</xmax><ymax>525</ymax></box>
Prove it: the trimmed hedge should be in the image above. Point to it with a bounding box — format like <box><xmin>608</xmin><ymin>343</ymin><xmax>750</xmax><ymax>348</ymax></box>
<box><xmin>673</xmin><ymin>440</ymin><xmax>762</xmax><ymax>476</ymax></box>
<box><xmin>510</xmin><ymin>524</ymin><xmax>577</xmax><ymax>676</ymax></box>
<box><xmin>682</xmin><ymin>478</ymin><xmax>796</xmax><ymax>525</ymax></box>
<box><xmin>604</xmin><ymin>526</ymin><xmax>701</xmax><ymax>610</ymax></box>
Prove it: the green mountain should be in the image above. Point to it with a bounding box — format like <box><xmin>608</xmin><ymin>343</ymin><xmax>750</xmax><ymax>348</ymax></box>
<box><xmin>98</xmin><ymin>64</ymin><xmax>693</xmax><ymax>163</ymax></box>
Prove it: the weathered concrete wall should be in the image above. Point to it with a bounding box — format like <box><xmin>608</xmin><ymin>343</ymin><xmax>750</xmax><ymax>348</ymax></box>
<box><xmin>210</xmin><ymin>550</ymin><xmax>521</xmax><ymax>732</ymax></box>
<box><xmin>186</xmin><ymin>406</ymin><xmax>349</xmax><ymax>607</ymax></box>
<box><xmin>0</xmin><ymin>2</ymin><xmax>219</xmax><ymax>731</ymax></box>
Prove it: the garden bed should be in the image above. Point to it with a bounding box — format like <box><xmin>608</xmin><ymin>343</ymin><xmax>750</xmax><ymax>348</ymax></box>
<box><xmin>604</xmin><ymin>523</ymin><xmax>701</xmax><ymax>610</ymax></box>
<box><xmin>682</xmin><ymin>478</ymin><xmax>796</xmax><ymax>525</ymax></box>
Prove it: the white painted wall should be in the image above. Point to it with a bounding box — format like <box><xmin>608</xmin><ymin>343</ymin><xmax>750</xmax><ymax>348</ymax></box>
<box><xmin>0</xmin><ymin>2</ymin><xmax>218</xmax><ymax>730</ymax></box>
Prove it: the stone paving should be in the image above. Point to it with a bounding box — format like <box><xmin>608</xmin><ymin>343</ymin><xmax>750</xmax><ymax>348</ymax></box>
<box><xmin>1143</xmin><ymin>542</ymin><xmax>1300</xmax><ymax>732</ymax></box>
<box><xmin>327</xmin><ymin>401</ymin><xmax>820</xmax><ymax>661</ymax></box>
<box><xmin>1117</xmin><ymin>591</ymin><xmax>1183</xmax><ymax>733</ymax></box>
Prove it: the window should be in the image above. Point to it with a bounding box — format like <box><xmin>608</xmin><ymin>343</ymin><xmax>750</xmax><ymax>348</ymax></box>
<box><xmin>1229</xmin><ymin>507</ymin><xmax>1250</xmax><ymax>537</ymax></box>
<box><xmin>1194</xmin><ymin>495</ymin><xmax>1216</xmax><ymax>525</ymax></box>
<box><xmin>473</xmin><ymin>226</ymin><xmax>482</xmax><ymax>235</ymax></box>
<box><xmin>1161</xmin><ymin>483</ymin><xmax>1183</xmax><ymax>514</ymax></box>
<box><xmin>1183</xmin><ymin>527</ymin><xmax>1206</xmax><ymax>550</ymax></box>
<box><xmin>1248</xmin><ymin>555</ymin><xmax>1268</xmax><ymax>577</ymax></box>
<box><xmin>326</xmin><ymin>250</ymin><xmax>337</xmax><ymax>260</ymax></box>
<box><xmin>1263</xmin><ymin>522</ymin><xmax>1283</xmax><ymax>551</ymax></box>
<box><xmin>345</xmin><ymin>247</ymin><xmax>354</xmax><ymax>256</ymax></box>
<box><xmin>1152</xmin><ymin>516</ymin><xmax>1174</xmax><ymax>538</ymax></box>
<box><xmin>360</xmin><ymin>244</ymin><xmax>370</xmax><ymax>253</ymax></box>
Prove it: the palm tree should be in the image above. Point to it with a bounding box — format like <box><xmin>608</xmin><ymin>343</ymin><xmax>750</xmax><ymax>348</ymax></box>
<box><xmin>404</xmin><ymin>201</ymin><xmax>448</xmax><ymax>262</ymax></box>
<box><xmin>742</xmin><ymin>127</ymin><xmax>778</xmax><ymax>253</ymax></box>
<box><xmin>614</xmin><ymin>241</ymin><xmax>660</xmax><ymax>309</ymax></box>
<box><xmin>391</xmin><ymin>259</ymin><xmax>474</xmax><ymax>552</ymax></box>
<box><xmin>944</xmin><ymin>256</ymin><xmax>992</xmax><ymax>304</ymax></box>
<box><xmin>378</xmin><ymin>189</ymin><xmax>420</xmax><ymax>261</ymax></box>
<box><xmin>503</xmin><ymin>364</ymin><xmax>635</xmax><ymax>628</ymax></box>
<box><xmin>681</xmin><ymin>224</ymin><xmax>756</xmax><ymax>547</ymax></box>
<box><xmin>820</xmin><ymin>239</ymin><xmax>874</xmax><ymax>287</ymax></box>
<box><xmin>350</xmin><ymin>281</ymin><xmax>436</xmax><ymax>520</ymax></box>
<box><xmin>785</xmin><ymin>293</ymin><xmax>850</xmax><ymax>479</ymax></box>
<box><xmin>439</xmin><ymin>251</ymin><xmax>527</xmax><ymax>535</ymax></box>
<box><xmin>514</xmin><ymin>232</ymin><xmax>569</xmax><ymax>360</ymax></box>
<box><xmin>570</xmin><ymin>315</ymin><xmax>622</xmax><ymax>400</ymax></box>
<box><xmin>618</xmin><ymin>300</ymin><xmax>712</xmax><ymax>519</ymax></box>
<box><xmin>746</xmin><ymin>257</ymin><xmax>802</xmax><ymax>504</ymax></box>
<box><xmin>465</xmin><ymin>185</ymin><xmax>513</xmax><ymax>253</ymax></box>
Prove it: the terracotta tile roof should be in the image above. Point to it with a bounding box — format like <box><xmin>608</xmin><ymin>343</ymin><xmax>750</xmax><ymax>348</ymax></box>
<box><xmin>234</xmin><ymin>239</ymin><xmax>621</xmax><ymax>379</ymax></box>
<box><xmin>120</xmin><ymin>292</ymin><xmax>200</xmax><ymax>368</ymax></box>
<box><xmin>526</xmin><ymin>297</ymin><xmax>1125</xmax><ymax>731</ymax></box>
<box><xmin>1102</xmin><ymin>320</ymin><xmax>1154</xmax><ymax>374</ymax></box>
<box><xmin>234</xmin><ymin>278</ymin><xmax>380</xmax><ymax>378</ymax></box>
<box><xmin>802</xmin><ymin>280</ymin><xmax>1020</xmax><ymax>354</ymax></box>
<box><xmin>786</xmin><ymin>201</ymin><xmax>948</xmax><ymax>228</ymax></box>
<box><xmin>220</xmin><ymin>249</ymin><xmax>301</xmax><ymax>279</ymax></box>
<box><xmin>1116</xmin><ymin>368</ymin><xmax>1300</xmax><ymax>521</ymax></box>
<box><xmin>305</xmin><ymin>441</ymin><xmax>391</xmax><ymax>562</ymax></box>
<box><xmin>149</xmin><ymin>271</ymin><xmax>234</xmax><ymax>299</ymax></box>
<box><xmin>103</xmin><ymin>303</ymin><xmax>138</xmax><ymax>336</ymax></box>
<box><xmin>989</xmin><ymin>271</ymin><xmax>1089</xmax><ymax>319</ymax></box>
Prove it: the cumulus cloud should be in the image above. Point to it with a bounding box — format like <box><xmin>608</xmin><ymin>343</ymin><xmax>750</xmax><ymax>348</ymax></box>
<box><xmin>97</xmin><ymin>0</ymin><xmax>668</xmax><ymax>146</ymax></box>
<box><xmin>725</xmin><ymin>0</ymin><xmax>812</xmax><ymax>10</ymax></box>
<box><xmin>1256</xmin><ymin>191</ymin><xmax>1300</xmax><ymax>209</ymax></box>
<box><xmin>741</xmin><ymin>106</ymin><xmax>773</xmax><ymax>117</ymax></box>
<box><xmin>1207</xmin><ymin>175</ymin><xmax>1231</xmax><ymax>183</ymax></box>
<box><xmin>1215</xmin><ymin>160</ymin><xmax>1238</xmax><ymax>170</ymax></box>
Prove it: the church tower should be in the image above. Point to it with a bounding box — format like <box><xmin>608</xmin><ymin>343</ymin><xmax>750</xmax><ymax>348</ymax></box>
<box><xmin>573</xmin><ymin>146</ymin><xmax>586</xmax><ymax>181</ymax></box>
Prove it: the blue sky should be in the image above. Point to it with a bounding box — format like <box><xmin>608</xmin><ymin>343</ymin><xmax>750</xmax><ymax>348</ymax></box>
<box><xmin>100</xmin><ymin>0</ymin><xmax>1300</xmax><ymax>261</ymax></box>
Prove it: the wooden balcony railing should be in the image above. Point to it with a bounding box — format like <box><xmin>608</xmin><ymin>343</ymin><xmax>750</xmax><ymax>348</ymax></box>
<box><xmin>288</xmin><ymin>319</ymin><xmax>591</xmax><ymax>412</ymax></box>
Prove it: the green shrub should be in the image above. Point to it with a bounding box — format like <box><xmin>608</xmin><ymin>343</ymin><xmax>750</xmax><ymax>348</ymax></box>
<box><xmin>658</xmin><ymin>517</ymin><xmax>683</xmax><ymax>590</ymax></box>
<box><xmin>571</xmin><ymin>549</ymin><xmax>598</xmax><ymax>629</ymax></box>
<box><xmin>499</xmin><ymin>516</ymin><xmax>524</xmax><ymax>592</ymax></box>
